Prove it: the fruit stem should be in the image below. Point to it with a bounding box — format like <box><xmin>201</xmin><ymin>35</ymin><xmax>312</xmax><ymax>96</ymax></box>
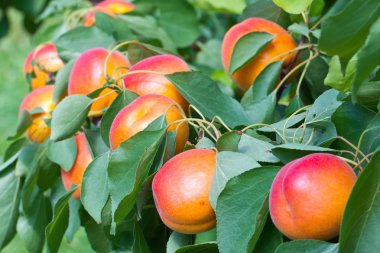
<box><xmin>168</xmin><ymin>118</ymin><xmax>221</xmax><ymax>141</ymax></box>
<box><xmin>282</xmin><ymin>105</ymin><xmax>312</xmax><ymax>143</ymax></box>
<box><xmin>335</xmin><ymin>136</ymin><xmax>368</xmax><ymax>163</ymax></box>
<box><xmin>338</xmin><ymin>156</ymin><xmax>359</xmax><ymax>167</ymax></box>
<box><xmin>269</xmin><ymin>43</ymin><xmax>312</xmax><ymax>64</ymax></box>
<box><xmin>354</xmin><ymin>128</ymin><xmax>377</xmax><ymax>163</ymax></box>
<box><xmin>295</xmin><ymin>50</ymin><xmax>314</xmax><ymax>96</ymax></box>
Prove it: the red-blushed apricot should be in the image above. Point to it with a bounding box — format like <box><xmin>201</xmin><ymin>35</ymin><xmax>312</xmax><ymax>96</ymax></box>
<box><xmin>19</xmin><ymin>85</ymin><xmax>55</xmax><ymax>143</ymax></box>
<box><xmin>24</xmin><ymin>43</ymin><xmax>64</xmax><ymax>90</ymax></box>
<box><xmin>61</xmin><ymin>133</ymin><xmax>93</xmax><ymax>199</ymax></box>
<box><xmin>221</xmin><ymin>18</ymin><xmax>298</xmax><ymax>91</ymax></box>
<box><xmin>68</xmin><ymin>48</ymin><xmax>130</xmax><ymax>114</ymax></box>
<box><xmin>152</xmin><ymin>149</ymin><xmax>216</xmax><ymax>234</ymax></box>
<box><xmin>269</xmin><ymin>153</ymin><xmax>357</xmax><ymax>240</ymax></box>
<box><xmin>82</xmin><ymin>0</ymin><xmax>134</xmax><ymax>27</ymax></box>
<box><xmin>123</xmin><ymin>55</ymin><xmax>191</xmax><ymax>110</ymax></box>
<box><xmin>109</xmin><ymin>94</ymin><xmax>188</xmax><ymax>153</ymax></box>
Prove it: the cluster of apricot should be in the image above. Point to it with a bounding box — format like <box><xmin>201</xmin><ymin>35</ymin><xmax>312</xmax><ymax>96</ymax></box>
<box><xmin>19</xmin><ymin>16</ymin><xmax>356</xmax><ymax>241</ymax></box>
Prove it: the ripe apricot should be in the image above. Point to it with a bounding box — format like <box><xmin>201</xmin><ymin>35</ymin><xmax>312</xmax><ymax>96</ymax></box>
<box><xmin>109</xmin><ymin>94</ymin><xmax>188</xmax><ymax>153</ymax></box>
<box><xmin>68</xmin><ymin>48</ymin><xmax>130</xmax><ymax>114</ymax></box>
<box><xmin>221</xmin><ymin>18</ymin><xmax>298</xmax><ymax>91</ymax></box>
<box><xmin>61</xmin><ymin>133</ymin><xmax>93</xmax><ymax>199</ymax></box>
<box><xmin>152</xmin><ymin>149</ymin><xmax>216</xmax><ymax>234</ymax></box>
<box><xmin>19</xmin><ymin>85</ymin><xmax>55</xmax><ymax>143</ymax></box>
<box><xmin>24</xmin><ymin>43</ymin><xmax>64</xmax><ymax>90</ymax></box>
<box><xmin>123</xmin><ymin>55</ymin><xmax>190</xmax><ymax>110</ymax></box>
<box><xmin>82</xmin><ymin>0</ymin><xmax>135</xmax><ymax>27</ymax></box>
<box><xmin>269</xmin><ymin>153</ymin><xmax>357</xmax><ymax>240</ymax></box>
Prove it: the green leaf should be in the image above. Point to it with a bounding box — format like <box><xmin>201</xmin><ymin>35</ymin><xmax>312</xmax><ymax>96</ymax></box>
<box><xmin>304</xmin><ymin>55</ymin><xmax>330</xmax><ymax>100</ymax></box>
<box><xmin>275</xmin><ymin>240</ymin><xmax>338</xmax><ymax>253</ymax></box>
<box><xmin>17</xmin><ymin>192</ymin><xmax>52</xmax><ymax>253</ymax></box>
<box><xmin>229</xmin><ymin>32</ymin><xmax>274</xmax><ymax>74</ymax></box>
<box><xmin>55</xmin><ymin>26</ymin><xmax>115</xmax><ymax>54</ymax></box>
<box><xmin>288</xmin><ymin>23</ymin><xmax>310</xmax><ymax>38</ymax></box>
<box><xmin>7</xmin><ymin>110</ymin><xmax>32</xmax><ymax>141</ymax></box>
<box><xmin>81</xmin><ymin>152</ymin><xmax>110</xmax><ymax>223</ymax></box>
<box><xmin>353</xmin><ymin>18</ymin><xmax>380</xmax><ymax>99</ymax></box>
<box><xmin>51</xmin><ymin>95</ymin><xmax>92</xmax><ymax>141</ymax></box>
<box><xmin>132</xmin><ymin>220</ymin><xmax>151</xmax><ymax>253</ymax></box>
<box><xmin>108</xmin><ymin>129</ymin><xmax>165</xmax><ymax>223</ymax></box>
<box><xmin>216</xmin><ymin>132</ymin><xmax>241</xmax><ymax>152</ymax></box>
<box><xmin>319</xmin><ymin>0</ymin><xmax>380</xmax><ymax>59</ymax></box>
<box><xmin>0</xmin><ymin>168</ymin><xmax>21</xmax><ymax>249</ymax></box>
<box><xmin>272</xmin><ymin>143</ymin><xmax>336</xmax><ymax>163</ymax></box>
<box><xmin>195</xmin><ymin>137</ymin><xmax>215</xmax><ymax>149</ymax></box>
<box><xmin>100</xmin><ymin>90</ymin><xmax>139</xmax><ymax>147</ymax></box>
<box><xmin>340</xmin><ymin>152</ymin><xmax>380</xmax><ymax>253</ymax></box>
<box><xmin>241</xmin><ymin>61</ymin><xmax>282</xmax><ymax>107</ymax></box>
<box><xmin>244</xmin><ymin>91</ymin><xmax>277</xmax><ymax>124</ymax></box>
<box><xmin>167</xmin><ymin>232</ymin><xmax>192</xmax><ymax>253</ymax></box>
<box><xmin>4</xmin><ymin>138</ymin><xmax>28</xmax><ymax>161</ymax></box>
<box><xmin>15</xmin><ymin>144</ymin><xmax>39</xmax><ymax>176</ymax></box>
<box><xmin>65</xmin><ymin>198</ymin><xmax>81</xmax><ymax>243</ymax></box>
<box><xmin>216</xmin><ymin>167</ymin><xmax>280</xmax><ymax>253</ymax></box>
<box><xmin>196</xmin><ymin>39</ymin><xmax>223</xmax><ymax>70</ymax></box>
<box><xmin>332</xmin><ymin>102</ymin><xmax>380</xmax><ymax>155</ymax></box>
<box><xmin>273</xmin><ymin>0</ymin><xmax>313</xmax><ymax>14</ymax></box>
<box><xmin>252</xmin><ymin>219</ymin><xmax>282</xmax><ymax>253</ymax></box>
<box><xmin>189</xmin><ymin>0</ymin><xmax>246</xmax><ymax>14</ymax></box>
<box><xmin>238</xmin><ymin>134</ymin><xmax>280</xmax><ymax>163</ymax></box>
<box><xmin>156</xmin><ymin>0</ymin><xmax>200</xmax><ymax>48</ymax></box>
<box><xmin>210</xmin><ymin>151</ymin><xmax>260</xmax><ymax>209</ymax></box>
<box><xmin>167</xmin><ymin>72</ymin><xmax>251</xmax><ymax>128</ymax></box>
<box><xmin>84</xmin><ymin>215</ymin><xmax>113</xmax><ymax>253</ymax></box>
<box><xmin>176</xmin><ymin>243</ymin><xmax>219</xmax><ymax>253</ymax></box>
<box><xmin>94</xmin><ymin>12</ymin><xmax>134</xmax><ymax>41</ymax></box>
<box><xmin>45</xmin><ymin>187</ymin><xmax>77</xmax><ymax>253</ymax></box>
<box><xmin>241</xmin><ymin>0</ymin><xmax>290</xmax><ymax>27</ymax></box>
<box><xmin>356</xmin><ymin>81</ymin><xmax>380</xmax><ymax>110</ymax></box>
<box><xmin>48</xmin><ymin>136</ymin><xmax>77</xmax><ymax>171</ymax></box>
<box><xmin>83</xmin><ymin>129</ymin><xmax>109</xmax><ymax>157</ymax></box>
<box><xmin>304</xmin><ymin>89</ymin><xmax>343</xmax><ymax>128</ymax></box>
<box><xmin>53</xmin><ymin>58</ymin><xmax>76</xmax><ymax>104</ymax></box>
<box><xmin>324</xmin><ymin>55</ymin><xmax>357</xmax><ymax>92</ymax></box>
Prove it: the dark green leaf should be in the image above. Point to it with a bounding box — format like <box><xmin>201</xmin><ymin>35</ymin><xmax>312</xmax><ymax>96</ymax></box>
<box><xmin>216</xmin><ymin>167</ymin><xmax>280</xmax><ymax>253</ymax></box>
<box><xmin>210</xmin><ymin>151</ymin><xmax>260</xmax><ymax>209</ymax></box>
<box><xmin>252</xmin><ymin>219</ymin><xmax>282</xmax><ymax>253</ymax></box>
<box><xmin>340</xmin><ymin>152</ymin><xmax>380</xmax><ymax>253</ymax></box>
<box><xmin>216</xmin><ymin>132</ymin><xmax>241</xmax><ymax>152</ymax></box>
<box><xmin>45</xmin><ymin>187</ymin><xmax>77</xmax><ymax>253</ymax></box>
<box><xmin>51</xmin><ymin>95</ymin><xmax>92</xmax><ymax>141</ymax></box>
<box><xmin>229</xmin><ymin>32</ymin><xmax>274</xmax><ymax>74</ymax></box>
<box><xmin>356</xmin><ymin>81</ymin><xmax>380</xmax><ymax>110</ymax></box>
<box><xmin>319</xmin><ymin>0</ymin><xmax>380</xmax><ymax>59</ymax></box>
<box><xmin>168</xmin><ymin>72</ymin><xmax>251</xmax><ymax>128</ymax></box>
<box><xmin>48</xmin><ymin>136</ymin><xmax>77</xmax><ymax>171</ymax></box>
<box><xmin>84</xmin><ymin>129</ymin><xmax>109</xmax><ymax>157</ymax></box>
<box><xmin>82</xmin><ymin>152</ymin><xmax>110</xmax><ymax>223</ymax></box>
<box><xmin>244</xmin><ymin>91</ymin><xmax>277</xmax><ymax>124</ymax></box>
<box><xmin>275</xmin><ymin>240</ymin><xmax>338</xmax><ymax>253</ymax></box>
<box><xmin>132</xmin><ymin>220</ymin><xmax>152</xmax><ymax>253</ymax></box>
<box><xmin>176</xmin><ymin>243</ymin><xmax>219</xmax><ymax>253</ymax></box>
<box><xmin>53</xmin><ymin>58</ymin><xmax>76</xmax><ymax>104</ymax></box>
<box><xmin>0</xmin><ymin>168</ymin><xmax>21</xmax><ymax>249</ymax></box>
<box><xmin>7</xmin><ymin>110</ymin><xmax>32</xmax><ymax>141</ymax></box>
<box><xmin>15</xmin><ymin>144</ymin><xmax>39</xmax><ymax>176</ymax></box>
<box><xmin>108</xmin><ymin>129</ymin><xmax>165</xmax><ymax>223</ymax></box>
<box><xmin>100</xmin><ymin>90</ymin><xmax>139</xmax><ymax>147</ymax></box>
<box><xmin>167</xmin><ymin>232</ymin><xmax>192</xmax><ymax>253</ymax></box>
<box><xmin>272</xmin><ymin>143</ymin><xmax>337</xmax><ymax>163</ymax></box>
<box><xmin>94</xmin><ymin>12</ymin><xmax>134</xmax><ymax>41</ymax></box>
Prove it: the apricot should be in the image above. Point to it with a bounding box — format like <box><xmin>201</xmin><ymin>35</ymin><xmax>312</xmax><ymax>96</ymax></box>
<box><xmin>61</xmin><ymin>133</ymin><xmax>93</xmax><ymax>199</ymax></box>
<box><xmin>123</xmin><ymin>55</ymin><xmax>191</xmax><ymax>110</ymax></box>
<box><xmin>68</xmin><ymin>48</ymin><xmax>130</xmax><ymax>114</ymax></box>
<box><xmin>109</xmin><ymin>94</ymin><xmax>188</xmax><ymax>153</ymax></box>
<box><xmin>24</xmin><ymin>43</ymin><xmax>64</xmax><ymax>90</ymax></box>
<box><xmin>152</xmin><ymin>149</ymin><xmax>216</xmax><ymax>234</ymax></box>
<box><xmin>82</xmin><ymin>0</ymin><xmax>135</xmax><ymax>27</ymax></box>
<box><xmin>269</xmin><ymin>153</ymin><xmax>357</xmax><ymax>240</ymax></box>
<box><xmin>221</xmin><ymin>18</ymin><xmax>298</xmax><ymax>91</ymax></box>
<box><xmin>19</xmin><ymin>85</ymin><xmax>55</xmax><ymax>143</ymax></box>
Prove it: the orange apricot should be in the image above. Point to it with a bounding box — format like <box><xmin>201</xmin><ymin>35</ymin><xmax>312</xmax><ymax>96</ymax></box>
<box><xmin>61</xmin><ymin>133</ymin><xmax>93</xmax><ymax>199</ymax></box>
<box><xmin>19</xmin><ymin>85</ymin><xmax>55</xmax><ymax>143</ymax></box>
<box><xmin>68</xmin><ymin>48</ymin><xmax>130</xmax><ymax>114</ymax></box>
<box><xmin>109</xmin><ymin>94</ymin><xmax>188</xmax><ymax>153</ymax></box>
<box><xmin>221</xmin><ymin>18</ymin><xmax>298</xmax><ymax>91</ymax></box>
<box><xmin>123</xmin><ymin>55</ymin><xmax>190</xmax><ymax>110</ymax></box>
<box><xmin>269</xmin><ymin>153</ymin><xmax>357</xmax><ymax>240</ymax></box>
<box><xmin>152</xmin><ymin>149</ymin><xmax>216</xmax><ymax>234</ymax></box>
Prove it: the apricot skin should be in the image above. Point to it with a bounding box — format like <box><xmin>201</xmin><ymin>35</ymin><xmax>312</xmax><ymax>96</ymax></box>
<box><xmin>61</xmin><ymin>133</ymin><xmax>93</xmax><ymax>200</ymax></box>
<box><xmin>109</xmin><ymin>94</ymin><xmax>188</xmax><ymax>153</ymax></box>
<box><xmin>152</xmin><ymin>149</ymin><xmax>216</xmax><ymax>234</ymax></box>
<box><xmin>68</xmin><ymin>48</ymin><xmax>130</xmax><ymax>114</ymax></box>
<box><xmin>19</xmin><ymin>85</ymin><xmax>55</xmax><ymax>143</ymax></box>
<box><xmin>269</xmin><ymin>153</ymin><xmax>357</xmax><ymax>240</ymax></box>
<box><xmin>221</xmin><ymin>18</ymin><xmax>298</xmax><ymax>91</ymax></box>
<box><xmin>123</xmin><ymin>55</ymin><xmax>191</xmax><ymax>110</ymax></box>
<box><xmin>24</xmin><ymin>43</ymin><xmax>64</xmax><ymax>90</ymax></box>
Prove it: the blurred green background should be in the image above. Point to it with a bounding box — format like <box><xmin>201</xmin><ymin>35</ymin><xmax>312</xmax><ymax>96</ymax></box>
<box><xmin>0</xmin><ymin>8</ymin><xmax>95</xmax><ymax>253</ymax></box>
